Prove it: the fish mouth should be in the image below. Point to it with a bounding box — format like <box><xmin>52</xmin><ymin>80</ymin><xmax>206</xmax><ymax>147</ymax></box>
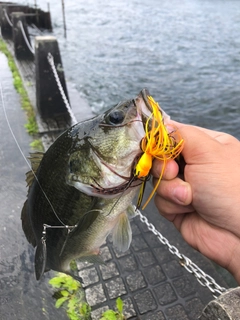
<box><xmin>135</xmin><ymin>88</ymin><xmax>170</xmax><ymax>125</ymax></box>
<box><xmin>68</xmin><ymin>176</ymin><xmax>142</xmax><ymax>199</ymax></box>
<box><xmin>134</xmin><ymin>88</ymin><xmax>156</xmax><ymax>127</ymax></box>
<box><xmin>90</xmin><ymin>178</ymin><xmax>142</xmax><ymax>197</ymax></box>
<box><xmin>139</xmin><ymin>88</ymin><xmax>152</xmax><ymax>110</ymax></box>
<box><xmin>135</xmin><ymin>88</ymin><xmax>153</xmax><ymax>119</ymax></box>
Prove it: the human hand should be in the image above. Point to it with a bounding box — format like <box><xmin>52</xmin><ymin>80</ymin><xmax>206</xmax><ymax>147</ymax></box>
<box><xmin>152</xmin><ymin>123</ymin><xmax>240</xmax><ymax>283</ymax></box>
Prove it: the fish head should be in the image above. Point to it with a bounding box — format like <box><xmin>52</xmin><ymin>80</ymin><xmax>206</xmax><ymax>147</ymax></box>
<box><xmin>67</xmin><ymin>89</ymin><xmax>161</xmax><ymax>198</ymax></box>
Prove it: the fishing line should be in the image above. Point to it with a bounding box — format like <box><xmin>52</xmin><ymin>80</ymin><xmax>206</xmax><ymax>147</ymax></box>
<box><xmin>0</xmin><ymin>82</ymin><xmax>69</xmax><ymax>228</ymax></box>
<box><xmin>105</xmin><ymin>174</ymin><xmax>141</xmax><ymax>217</ymax></box>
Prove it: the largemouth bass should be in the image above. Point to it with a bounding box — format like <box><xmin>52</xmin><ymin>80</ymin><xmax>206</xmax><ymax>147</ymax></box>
<box><xmin>21</xmin><ymin>89</ymin><xmax>164</xmax><ymax>280</ymax></box>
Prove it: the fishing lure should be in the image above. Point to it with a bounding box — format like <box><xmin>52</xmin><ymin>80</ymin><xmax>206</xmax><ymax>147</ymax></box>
<box><xmin>135</xmin><ymin>96</ymin><xmax>184</xmax><ymax>209</ymax></box>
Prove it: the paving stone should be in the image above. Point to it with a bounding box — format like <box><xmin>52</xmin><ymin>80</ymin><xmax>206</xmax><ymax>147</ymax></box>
<box><xmin>144</xmin><ymin>264</ymin><xmax>166</xmax><ymax>285</ymax></box>
<box><xmin>136</xmin><ymin>250</ymin><xmax>157</xmax><ymax>267</ymax></box>
<box><xmin>126</xmin><ymin>270</ymin><xmax>147</xmax><ymax>292</ymax></box>
<box><xmin>99</xmin><ymin>261</ymin><xmax>119</xmax><ymax>280</ymax></box>
<box><xmin>143</xmin><ymin>231</ymin><xmax>165</xmax><ymax>248</ymax></box>
<box><xmin>173</xmin><ymin>275</ymin><xmax>197</xmax><ymax>298</ymax></box>
<box><xmin>165</xmin><ymin>304</ymin><xmax>190</xmax><ymax>320</ymax></box>
<box><xmin>154</xmin><ymin>283</ymin><xmax>178</xmax><ymax>305</ymax></box>
<box><xmin>91</xmin><ymin>305</ymin><xmax>108</xmax><ymax>320</ymax></box>
<box><xmin>142</xmin><ymin>310</ymin><xmax>166</xmax><ymax>320</ymax></box>
<box><xmin>105</xmin><ymin>277</ymin><xmax>127</xmax><ymax>299</ymax></box>
<box><xmin>134</xmin><ymin>290</ymin><xmax>157</xmax><ymax>314</ymax></box>
<box><xmin>131</xmin><ymin>235</ymin><xmax>148</xmax><ymax>251</ymax></box>
<box><xmin>153</xmin><ymin>247</ymin><xmax>173</xmax><ymax>264</ymax></box>
<box><xmin>162</xmin><ymin>259</ymin><xmax>184</xmax><ymax>279</ymax></box>
<box><xmin>100</xmin><ymin>245</ymin><xmax>112</xmax><ymax>262</ymax></box>
<box><xmin>131</xmin><ymin>222</ymin><xmax>141</xmax><ymax>235</ymax></box>
<box><xmin>118</xmin><ymin>255</ymin><xmax>138</xmax><ymax>273</ymax></box>
<box><xmin>185</xmin><ymin>298</ymin><xmax>205</xmax><ymax>319</ymax></box>
<box><xmin>79</xmin><ymin>266</ymin><xmax>99</xmax><ymax>286</ymax></box>
<box><xmin>122</xmin><ymin>297</ymin><xmax>137</xmax><ymax>318</ymax></box>
<box><xmin>85</xmin><ymin>283</ymin><xmax>106</xmax><ymax>306</ymax></box>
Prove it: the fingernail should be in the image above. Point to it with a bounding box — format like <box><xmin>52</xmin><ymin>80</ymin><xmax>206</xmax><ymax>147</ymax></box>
<box><xmin>173</xmin><ymin>185</ymin><xmax>188</xmax><ymax>204</ymax></box>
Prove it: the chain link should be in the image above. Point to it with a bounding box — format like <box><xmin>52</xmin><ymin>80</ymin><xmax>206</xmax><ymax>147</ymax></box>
<box><xmin>135</xmin><ymin>207</ymin><xmax>227</xmax><ymax>297</ymax></box>
<box><xmin>47</xmin><ymin>53</ymin><xmax>77</xmax><ymax>125</ymax></box>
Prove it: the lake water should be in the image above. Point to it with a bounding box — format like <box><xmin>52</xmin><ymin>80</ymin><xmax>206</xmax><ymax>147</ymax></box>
<box><xmin>38</xmin><ymin>0</ymin><xmax>240</xmax><ymax>138</ymax></box>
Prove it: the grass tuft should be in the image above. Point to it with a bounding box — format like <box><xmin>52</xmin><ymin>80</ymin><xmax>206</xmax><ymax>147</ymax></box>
<box><xmin>0</xmin><ymin>38</ymin><xmax>38</xmax><ymax>135</ymax></box>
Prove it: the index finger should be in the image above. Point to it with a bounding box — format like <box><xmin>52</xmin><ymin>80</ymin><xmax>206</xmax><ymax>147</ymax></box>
<box><xmin>169</xmin><ymin>120</ymin><xmax>238</xmax><ymax>145</ymax></box>
<box><xmin>151</xmin><ymin>159</ymin><xmax>179</xmax><ymax>180</ymax></box>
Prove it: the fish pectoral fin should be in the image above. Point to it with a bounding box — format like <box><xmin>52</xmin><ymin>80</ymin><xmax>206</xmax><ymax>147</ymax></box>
<box><xmin>21</xmin><ymin>200</ymin><xmax>37</xmax><ymax>247</ymax></box>
<box><xmin>26</xmin><ymin>152</ymin><xmax>45</xmax><ymax>187</ymax></box>
<box><xmin>126</xmin><ymin>204</ymin><xmax>137</xmax><ymax>219</ymax></box>
<box><xmin>112</xmin><ymin>212</ymin><xmax>132</xmax><ymax>252</ymax></box>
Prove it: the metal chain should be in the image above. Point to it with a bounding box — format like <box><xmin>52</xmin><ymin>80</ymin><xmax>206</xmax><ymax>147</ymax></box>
<box><xmin>135</xmin><ymin>207</ymin><xmax>227</xmax><ymax>297</ymax></box>
<box><xmin>47</xmin><ymin>52</ymin><xmax>77</xmax><ymax>125</ymax></box>
<box><xmin>3</xmin><ymin>8</ymin><xmax>13</xmax><ymax>27</ymax></box>
<box><xmin>18</xmin><ymin>21</ymin><xmax>34</xmax><ymax>55</ymax></box>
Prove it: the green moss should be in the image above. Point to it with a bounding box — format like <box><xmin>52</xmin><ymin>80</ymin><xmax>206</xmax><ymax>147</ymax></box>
<box><xmin>25</xmin><ymin>116</ymin><xmax>38</xmax><ymax>135</ymax></box>
<box><xmin>49</xmin><ymin>273</ymin><xmax>91</xmax><ymax>320</ymax></box>
<box><xmin>0</xmin><ymin>38</ymin><xmax>38</xmax><ymax>135</ymax></box>
<box><xmin>30</xmin><ymin>139</ymin><xmax>44</xmax><ymax>151</ymax></box>
<box><xmin>49</xmin><ymin>273</ymin><xmax>126</xmax><ymax>320</ymax></box>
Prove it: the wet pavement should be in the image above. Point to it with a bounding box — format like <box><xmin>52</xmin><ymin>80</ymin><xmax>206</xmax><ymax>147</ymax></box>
<box><xmin>0</xmin><ymin>48</ymin><xmax>237</xmax><ymax>320</ymax></box>
<box><xmin>0</xmin><ymin>52</ymin><xmax>68</xmax><ymax>320</ymax></box>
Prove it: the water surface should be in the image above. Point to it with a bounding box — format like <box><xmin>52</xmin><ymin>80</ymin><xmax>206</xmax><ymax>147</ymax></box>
<box><xmin>38</xmin><ymin>0</ymin><xmax>240</xmax><ymax>137</ymax></box>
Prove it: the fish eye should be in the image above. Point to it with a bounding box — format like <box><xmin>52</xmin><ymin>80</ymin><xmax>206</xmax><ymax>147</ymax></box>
<box><xmin>106</xmin><ymin>110</ymin><xmax>125</xmax><ymax>125</ymax></box>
